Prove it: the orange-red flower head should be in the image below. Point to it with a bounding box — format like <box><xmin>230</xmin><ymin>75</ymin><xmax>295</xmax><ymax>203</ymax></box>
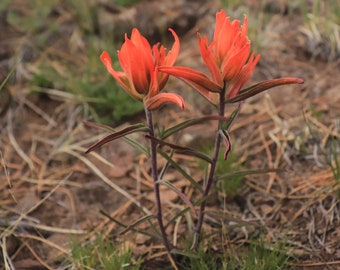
<box><xmin>101</xmin><ymin>28</ymin><xmax>184</xmax><ymax>110</ymax></box>
<box><xmin>199</xmin><ymin>10</ymin><xmax>260</xmax><ymax>99</ymax></box>
<box><xmin>159</xmin><ymin>10</ymin><xmax>261</xmax><ymax>104</ymax></box>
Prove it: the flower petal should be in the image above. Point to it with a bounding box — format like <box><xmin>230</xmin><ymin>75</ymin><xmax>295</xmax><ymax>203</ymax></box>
<box><xmin>158</xmin><ymin>28</ymin><xmax>180</xmax><ymax>90</ymax></box>
<box><xmin>144</xmin><ymin>93</ymin><xmax>184</xmax><ymax>110</ymax></box>
<box><xmin>148</xmin><ymin>67</ymin><xmax>160</xmax><ymax>98</ymax></box>
<box><xmin>119</xmin><ymin>30</ymin><xmax>153</xmax><ymax>94</ymax></box>
<box><xmin>214</xmin><ymin>10</ymin><xmax>227</xmax><ymax>42</ymax></box>
<box><xmin>100</xmin><ymin>51</ymin><xmax>144</xmax><ymax>101</ymax></box>
<box><xmin>227</xmin><ymin>52</ymin><xmax>260</xmax><ymax>98</ymax></box>
<box><xmin>222</xmin><ymin>41</ymin><xmax>250</xmax><ymax>81</ymax></box>
<box><xmin>130</xmin><ymin>28</ymin><xmax>154</xmax><ymax>74</ymax></box>
<box><xmin>198</xmin><ymin>34</ymin><xmax>223</xmax><ymax>86</ymax></box>
<box><xmin>159</xmin><ymin>66</ymin><xmax>222</xmax><ymax>93</ymax></box>
<box><xmin>163</xmin><ymin>28</ymin><xmax>180</xmax><ymax>67</ymax></box>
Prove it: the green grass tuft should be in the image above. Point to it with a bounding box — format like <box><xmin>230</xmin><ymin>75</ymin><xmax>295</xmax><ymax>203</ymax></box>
<box><xmin>69</xmin><ymin>235</ymin><xmax>143</xmax><ymax>270</ymax></box>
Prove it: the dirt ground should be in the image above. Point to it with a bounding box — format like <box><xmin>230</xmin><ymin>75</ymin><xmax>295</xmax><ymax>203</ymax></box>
<box><xmin>1</xmin><ymin>0</ymin><xmax>340</xmax><ymax>269</ymax></box>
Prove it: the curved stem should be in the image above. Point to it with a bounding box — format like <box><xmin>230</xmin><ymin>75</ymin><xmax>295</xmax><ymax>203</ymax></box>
<box><xmin>145</xmin><ymin>108</ymin><xmax>171</xmax><ymax>252</ymax></box>
<box><xmin>191</xmin><ymin>83</ymin><xmax>226</xmax><ymax>250</ymax></box>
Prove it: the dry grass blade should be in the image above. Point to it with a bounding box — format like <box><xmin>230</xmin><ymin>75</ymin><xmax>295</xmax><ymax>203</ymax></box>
<box><xmin>6</xmin><ymin>110</ymin><xmax>35</xmax><ymax>171</ymax></box>
<box><xmin>58</xmin><ymin>147</ymin><xmax>151</xmax><ymax>215</ymax></box>
<box><xmin>1</xmin><ymin>176</ymin><xmax>69</xmax><ymax>238</ymax></box>
<box><xmin>1</xmin><ymin>238</ymin><xmax>15</xmax><ymax>270</ymax></box>
<box><xmin>0</xmin><ymin>150</ymin><xmax>16</xmax><ymax>204</ymax></box>
<box><xmin>21</xmin><ymin>239</ymin><xmax>54</xmax><ymax>270</ymax></box>
<box><xmin>8</xmin><ymin>221</ymin><xmax>86</xmax><ymax>235</ymax></box>
<box><xmin>16</xmin><ymin>234</ymin><xmax>69</xmax><ymax>255</ymax></box>
<box><xmin>22</xmin><ymin>98</ymin><xmax>57</xmax><ymax>127</ymax></box>
<box><xmin>69</xmin><ymin>143</ymin><xmax>115</xmax><ymax>169</ymax></box>
<box><xmin>156</xmin><ymin>180</ymin><xmax>198</xmax><ymax>217</ymax></box>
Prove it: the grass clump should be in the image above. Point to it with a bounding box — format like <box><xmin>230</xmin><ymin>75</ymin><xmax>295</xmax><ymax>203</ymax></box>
<box><xmin>303</xmin><ymin>107</ymin><xmax>340</xmax><ymax>197</ymax></box>
<box><xmin>215</xmin><ymin>151</ymin><xmax>244</xmax><ymax>198</ymax></box>
<box><xmin>5</xmin><ymin>0</ymin><xmax>145</xmax><ymax>124</ymax></box>
<box><xmin>173</xmin><ymin>234</ymin><xmax>293</xmax><ymax>270</ymax></box>
<box><xmin>196</xmin><ymin>143</ymin><xmax>244</xmax><ymax>198</ymax></box>
<box><xmin>242</xmin><ymin>237</ymin><xmax>294</xmax><ymax>270</ymax></box>
<box><xmin>113</xmin><ymin>0</ymin><xmax>142</xmax><ymax>7</ymax></box>
<box><xmin>69</xmin><ymin>235</ymin><xmax>142</xmax><ymax>270</ymax></box>
<box><xmin>326</xmin><ymin>136</ymin><xmax>340</xmax><ymax>198</ymax></box>
<box><xmin>30</xmin><ymin>53</ymin><xmax>144</xmax><ymax>124</ymax></box>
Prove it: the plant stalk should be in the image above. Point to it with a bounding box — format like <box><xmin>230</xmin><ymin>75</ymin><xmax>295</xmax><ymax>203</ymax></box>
<box><xmin>191</xmin><ymin>83</ymin><xmax>226</xmax><ymax>250</ymax></box>
<box><xmin>145</xmin><ymin>108</ymin><xmax>171</xmax><ymax>252</ymax></box>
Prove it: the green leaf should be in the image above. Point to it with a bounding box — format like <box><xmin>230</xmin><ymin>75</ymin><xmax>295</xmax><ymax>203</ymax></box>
<box><xmin>227</xmin><ymin>77</ymin><xmax>304</xmax><ymax>103</ymax></box>
<box><xmin>83</xmin><ymin>120</ymin><xmax>119</xmax><ymax>132</ymax></box>
<box><xmin>164</xmin><ymin>196</ymin><xmax>209</xmax><ymax>229</ymax></box>
<box><xmin>216</xmin><ymin>168</ymin><xmax>285</xmax><ymax>181</ymax></box>
<box><xmin>160</xmin><ymin>115</ymin><xmax>229</xmax><ymax>139</ymax></box>
<box><xmin>219</xmin><ymin>128</ymin><xmax>232</xmax><ymax>160</ymax></box>
<box><xmin>156</xmin><ymin>180</ymin><xmax>197</xmax><ymax>217</ymax></box>
<box><xmin>0</xmin><ymin>63</ymin><xmax>16</xmax><ymax>92</ymax></box>
<box><xmin>146</xmin><ymin>135</ymin><xmax>213</xmax><ymax>164</ymax></box>
<box><xmin>171</xmin><ymin>249</ymin><xmax>200</xmax><ymax>259</ymax></box>
<box><xmin>158</xmin><ymin>149</ymin><xmax>174</xmax><ymax>180</ymax></box>
<box><xmin>85</xmin><ymin>122</ymin><xmax>148</xmax><ymax>154</ymax></box>
<box><xmin>165</xmin><ymin>206</ymin><xmax>191</xmax><ymax>229</ymax></box>
<box><xmin>158</xmin><ymin>149</ymin><xmax>203</xmax><ymax>192</ymax></box>
<box><xmin>221</xmin><ymin>102</ymin><xmax>242</xmax><ymax>131</ymax></box>
<box><xmin>204</xmin><ymin>210</ymin><xmax>257</xmax><ymax>227</ymax></box>
<box><xmin>99</xmin><ymin>210</ymin><xmax>159</xmax><ymax>239</ymax></box>
<box><xmin>119</xmin><ymin>214</ymin><xmax>156</xmax><ymax>235</ymax></box>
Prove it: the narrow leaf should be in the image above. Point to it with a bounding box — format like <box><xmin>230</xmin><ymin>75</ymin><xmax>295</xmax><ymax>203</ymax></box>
<box><xmin>158</xmin><ymin>149</ymin><xmax>203</xmax><ymax>192</ymax></box>
<box><xmin>227</xmin><ymin>77</ymin><xmax>304</xmax><ymax>103</ymax></box>
<box><xmin>159</xmin><ymin>149</ymin><xmax>174</xmax><ymax>180</ymax></box>
<box><xmin>165</xmin><ymin>195</ymin><xmax>209</xmax><ymax>229</ymax></box>
<box><xmin>119</xmin><ymin>214</ymin><xmax>156</xmax><ymax>235</ymax></box>
<box><xmin>156</xmin><ymin>180</ymin><xmax>197</xmax><ymax>217</ymax></box>
<box><xmin>221</xmin><ymin>102</ymin><xmax>242</xmax><ymax>131</ymax></box>
<box><xmin>146</xmin><ymin>135</ymin><xmax>213</xmax><ymax>163</ymax></box>
<box><xmin>100</xmin><ymin>210</ymin><xmax>159</xmax><ymax>239</ymax></box>
<box><xmin>159</xmin><ymin>66</ymin><xmax>222</xmax><ymax>93</ymax></box>
<box><xmin>217</xmin><ymin>168</ymin><xmax>285</xmax><ymax>181</ymax></box>
<box><xmin>84</xmin><ymin>121</ymin><xmax>148</xmax><ymax>154</ymax></box>
<box><xmin>124</xmin><ymin>136</ymin><xmax>149</xmax><ymax>155</ymax></box>
<box><xmin>165</xmin><ymin>207</ymin><xmax>190</xmax><ymax>229</ymax></box>
<box><xmin>161</xmin><ymin>115</ymin><xmax>229</xmax><ymax>139</ymax></box>
<box><xmin>0</xmin><ymin>64</ymin><xmax>16</xmax><ymax>92</ymax></box>
<box><xmin>84</xmin><ymin>120</ymin><xmax>118</xmax><ymax>132</ymax></box>
<box><xmin>219</xmin><ymin>129</ymin><xmax>232</xmax><ymax>160</ymax></box>
<box><xmin>205</xmin><ymin>210</ymin><xmax>257</xmax><ymax>227</ymax></box>
<box><xmin>85</xmin><ymin>123</ymin><xmax>148</xmax><ymax>153</ymax></box>
<box><xmin>171</xmin><ymin>249</ymin><xmax>200</xmax><ymax>259</ymax></box>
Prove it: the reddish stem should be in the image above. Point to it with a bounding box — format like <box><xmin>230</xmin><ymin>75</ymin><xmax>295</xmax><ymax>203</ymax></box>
<box><xmin>145</xmin><ymin>108</ymin><xmax>171</xmax><ymax>252</ymax></box>
<box><xmin>191</xmin><ymin>83</ymin><xmax>226</xmax><ymax>250</ymax></box>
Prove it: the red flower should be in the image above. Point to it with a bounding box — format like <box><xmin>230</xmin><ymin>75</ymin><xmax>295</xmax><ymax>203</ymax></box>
<box><xmin>159</xmin><ymin>10</ymin><xmax>261</xmax><ymax>104</ymax></box>
<box><xmin>101</xmin><ymin>28</ymin><xmax>184</xmax><ymax>110</ymax></box>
